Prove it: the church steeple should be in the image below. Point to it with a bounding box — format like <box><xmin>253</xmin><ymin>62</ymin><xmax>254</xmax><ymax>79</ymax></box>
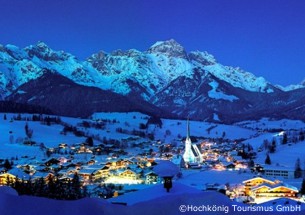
<box><xmin>183</xmin><ymin>118</ymin><xmax>203</xmax><ymax>165</ymax></box>
<box><xmin>186</xmin><ymin>118</ymin><xmax>190</xmax><ymax>139</ymax></box>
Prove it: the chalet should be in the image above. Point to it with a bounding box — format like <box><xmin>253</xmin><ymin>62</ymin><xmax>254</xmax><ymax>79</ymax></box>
<box><xmin>122</xmin><ymin>159</ymin><xmax>133</xmax><ymax>166</ymax></box>
<box><xmin>93</xmin><ymin>146</ymin><xmax>103</xmax><ymax>155</ymax></box>
<box><xmin>145</xmin><ymin>172</ymin><xmax>159</xmax><ymax>184</ymax></box>
<box><xmin>105</xmin><ymin>161</ymin><xmax>114</xmax><ymax>168</ymax></box>
<box><xmin>118</xmin><ymin>169</ymin><xmax>137</xmax><ymax>180</ymax></box>
<box><xmin>243</xmin><ymin>177</ymin><xmax>276</xmax><ymax>195</ymax></box>
<box><xmin>58</xmin><ymin>157</ymin><xmax>69</xmax><ymax>165</ymax></box>
<box><xmin>32</xmin><ymin>172</ymin><xmax>54</xmax><ymax>183</ymax></box>
<box><xmin>8</xmin><ymin>168</ymin><xmax>31</xmax><ymax>181</ymax></box>
<box><xmin>0</xmin><ymin>173</ymin><xmax>16</xmax><ymax>185</ymax></box>
<box><xmin>222</xmin><ymin>162</ymin><xmax>236</xmax><ymax>170</ymax></box>
<box><xmin>17</xmin><ymin>164</ymin><xmax>35</xmax><ymax>175</ymax></box>
<box><xmin>242</xmin><ymin>177</ymin><xmax>298</xmax><ymax>199</ymax></box>
<box><xmin>250</xmin><ymin>183</ymin><xmax>298</xmax><ymax>198</ymax></box>
<box><xmin>78</xmin><ymin>168</ymin><xmax>96</xmax><ymax>182</ymax></box>
<box><xmin>77</xmin><ymin>144</ymin><xmax>93</xmax><ymax>153</ymax></box>
<box><xmin>58</xmin><ymin>175</ymin><xmax>74</xmax><ymax>183</ymax></box>
<box><xmin>92</xmin><ymin>166</ymin><xmax>110</xmax><ymax>180</ymax></box>
<box><xmin>87</xmin><ymin>159</ymin><xmax>96</xmax><ymax>165</ymax></box>
<box><xmin>44</xmin><ymin>158</ymin><xmax>60</xmax><ymax>166</ymax></box>
<box><xmin>58</xmin><ymin>143</ymin><xmax>68</xmax><ymax>149</ymax></box>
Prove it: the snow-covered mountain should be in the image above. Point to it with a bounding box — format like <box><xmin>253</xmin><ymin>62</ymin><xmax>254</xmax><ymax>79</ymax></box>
<box><xmin>0</xmin><ymin>39</ymin><xmax>278</xmax><ymax>99</ymax></box>
<box><xmin>1</xmin><ymin>40</ymin><xmax>305</xmax><ymax>122</ymax></box>
<box><xmin>277</xmin><ymin>79</ymin><xmax>305</xmax><ymax>91</ymax></box>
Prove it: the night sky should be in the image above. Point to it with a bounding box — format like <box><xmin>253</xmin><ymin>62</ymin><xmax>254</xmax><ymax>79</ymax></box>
<box><xmin>1</xmin><ymin>0</ymin><xmax>305</xmax><ymax>86</ymax></box>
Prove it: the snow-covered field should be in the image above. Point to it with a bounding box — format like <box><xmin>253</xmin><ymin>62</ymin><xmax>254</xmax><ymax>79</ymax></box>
<box><xmin>236</xmin><ymin>118</ymin><xmax>305</xmax><ymax>130</ymax></box>
<box><xmin>0</xmin><ymin>185</ymin><xmax>304</xmax><ymax>215</ymax></box>
<box><xmin>179</xmin><ymin>170</ymin><xmax>254</xmax><ymax>189</ymax></box>
<box><xmin>256</xmin><ymin>140</ymin><xmax>305</xmax><ymax>168</ymax></box>
<box><xmin>0</xmin><ymin>114</ymin><xmax>84</xmax><ymax>146</ymax></box>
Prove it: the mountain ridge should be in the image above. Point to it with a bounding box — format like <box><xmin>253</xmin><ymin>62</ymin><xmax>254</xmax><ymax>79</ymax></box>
<box><xmin>1</xmin><ymin>40</ymin><xmax>305</xmax><ymax>122</ymax></box>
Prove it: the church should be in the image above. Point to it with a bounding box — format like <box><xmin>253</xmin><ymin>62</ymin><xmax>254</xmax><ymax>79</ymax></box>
<box><xmin>183</xmin><ymin>120</ymin><xmax>203</xmax><ymax>164</ymax></box>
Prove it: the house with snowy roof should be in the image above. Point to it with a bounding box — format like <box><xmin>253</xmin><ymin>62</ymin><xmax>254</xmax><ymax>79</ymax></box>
<box><xmin>0</xmin><ymin>172</ymin><xmax>16</xmax><ymax>185</ymax></box>
<box><xmin>242</xmin><ymin>177</ymin><xmax>298</xmax><ymax>199</ymax></box>
<box><xmin>92</xmin><ymin>165</ymin><xmax>110</xmax><ymax>180</ymax></box>
<box><xmin>32</xmin><ymin>172</ymin><xmax>54</xmax><ymax>183</ymax></box>
<box><xmin>250</xmin><ymin>182</ymin><xmax>298</xmax><ymax>198</ymax></box>
<box><xmin>117</xmin><ymin>169</ymin><xmax>138</xmax><ymax>180</ymax></box>
<box><xmin>8</xmin><ymin>168</ymin><xmax>31</xmax><ymax>181</ymax></box>
<box><xmin>243</xmin><ymin>177</ymin><xmax>277</xmax><ymax>195</ymax></box>
<box><xmin>78</xmin><ymin>168</ymin><xmax>98</xmax><ymax>182</ymax></box>
<box><xmin>145</xmin><ymin>171</ymin><xmax>160</xmax><ymax>184</ymax></box>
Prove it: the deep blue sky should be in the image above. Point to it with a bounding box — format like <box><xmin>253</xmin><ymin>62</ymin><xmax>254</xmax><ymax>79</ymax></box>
<box><xmin>1</xmin><ymin>0</ymin><xmax>305</xmax><ymax>86</ymax></box>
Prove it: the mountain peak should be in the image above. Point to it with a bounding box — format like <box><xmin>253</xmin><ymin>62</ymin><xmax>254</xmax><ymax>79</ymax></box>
<box><xmin>188</xmin><ymin>51</ymin><xmax>216</xmax><ymax>66</ymax></box>
<box><xmin>36</xmin><ymin>41</ymin><xmax>49</xmax><ymax>48</ymax></box>
<box><xmin>147</xmin><ymin>39</ymin><xmax>187</xmax><ymax>58</ymax></box>
<box><xmin>25</xmin><ymin>41</ymin><xmax>51</xmax><ymax>56</ymax></box>
<box><xmin>24</xmin><ymin>41</ymin><xmax>72</xmax><ymax>62</ymax></box>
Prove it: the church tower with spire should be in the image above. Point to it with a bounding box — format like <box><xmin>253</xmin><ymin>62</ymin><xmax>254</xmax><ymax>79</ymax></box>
<box><xmin>183</xmin><ymin>119</ymin><xmax>203</xmax><ymax>165</ymax></box>
<box><xmin>183</xmin><ymin>119</ymin><xmax>195</xmax><ymax>163</ymax></box>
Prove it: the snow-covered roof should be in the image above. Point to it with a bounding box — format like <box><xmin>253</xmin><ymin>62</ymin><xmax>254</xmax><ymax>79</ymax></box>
<box><xmin>8</xmin><ymin>168</ymin><xmax>31</xmax><ymax>180</ymax></box>
<box><xmin>78</xmin><ymin>168</ymin><xmax>96</xmax><ymax>175</ymax></box>
<box><xmin>242</xmin><ymin>176</ymin><xmax>275</xmax><ymax>184</ymax></box>
<box><xmin>153</xmin><ymin>160</ymin><xmax>179</xmax><ymax>177</ymax></box>
<box><xmin>32</xmin><ymin>172</ymin><xmax>52</xmax><ymax>178</ymax></box>
<box><xmin>110</xmin><ymin>183</ymin><xmax>201</xmax><ymax>206</ymax></box>
<box><xmin>251</xmin><ymin>182</ymin><xmax>298</xmax><ymax>193</ymax></box>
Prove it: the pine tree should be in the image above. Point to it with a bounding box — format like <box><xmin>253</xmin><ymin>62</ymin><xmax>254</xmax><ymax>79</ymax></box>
<box><xmin>294</xmin><ymin>158</ymin><xmax>302</xmax><ymax>178</ymax></box>
<box><xmin>300</xmin><ymin>179</ymin><xmax>305</xmax><ymax>195</ymax></box>
<box><xmin>85</xmin><ymin>137</ymin><xmax>94</xmax><ymax>147</ymax></box>
<box><xmin>265</xmin><ymin>154</ymin><xmax>271</xmax><ymax>165</ymax></box>
<box><xmin>72</xmin><ymin>173</ymin><xmax>82</xmax><ymax>199</ymax></box>
<box><xmin>269</xmin><ymin>139</ymin><xmax>276</xmax><ymax>153</ymax></box>
<box><xmin>248</xmin><ymin>159</ymin><xmax>255</xmax><ymax>168</ymax></box>
<box><xmin>299</xmin><ymin>130</ymin><xmax>305</xmax><ymax>142</ymax></box>
<box><xmin>3</xmin><ymin>114</ymin><xmax>7</xmax><ymax>120</ymax></box>
<box><xmin>282</xmin><ymin>133</ymin><xmax>288</xmax><ymax>144</ymax></box>
<box><xmin>4</xmin><ymin>159</ymin><xmax>12</xmax><ymax>170</ymax></box>
<box><xmin>25</xmin><ymin>122</ymin><xmax>33</xmax><ymax>139</ymax></box>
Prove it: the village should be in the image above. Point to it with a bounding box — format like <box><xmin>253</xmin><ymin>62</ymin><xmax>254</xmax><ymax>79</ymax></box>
<box><xmin>0</xmin><ymin>113</ymin><xmax>304</xmax><ymax>205</ymax></box>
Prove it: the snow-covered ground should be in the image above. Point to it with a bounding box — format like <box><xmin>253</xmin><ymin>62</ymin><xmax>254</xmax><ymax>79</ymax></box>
<box><xmin>236</xmin><ymin>118</ymin><xmax>305</xmax><ymax>131</ymax></box>
<box><xmin>256</xmin><ymin>140</ymin><xmax>305</xmax><ymax>169</ymax></box>
<box><xmin>179</xmin><ymin>170</ymin><xmax>254</xmax><ymax>189</ymax></box>
<box><xmin>0</xmin><ymin>114</ymin><xmax>84</xmax><ymax>146</ymax></box>
<box><xmin>0</xmin><ymin>185</ymin><xmax>304</xmax><ymax>215</ymax></box>
<box><xmin>92</xmin><ymin>112</ymin><xmax>257</xmax><ymax>142</ymax></box>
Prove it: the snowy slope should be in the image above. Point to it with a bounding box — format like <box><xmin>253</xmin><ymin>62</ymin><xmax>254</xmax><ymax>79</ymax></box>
<box><xmin>276</xmin><ymin>79</ymin><xmax>305</xmax><ymax>91</ymax></box>
<box><xmin>0</xmin><ymin>186</ymin><xmax>304</xmax><ymax>215</ymax></box>
<box><xmin>0</xmin><ymin>40</ymin><xmax>280</xmax><ymax>100</ymax></box>
<box><xmin>110</xmin><ymin>182</ymin><xmax>201</xmax><ymax>205</ymax></box>
<box><xmin>92</xmin><ymin>112</ymin><xmax>256</xmax><ymax>142</ymax></box>
<box><xmin>208</xmin><ymin>80</ymin><xmax>239</xmax><ymax>101</ymax></box>
<box><xmin>236</xmin><ymin>118</ymin><xmax>305</xmax><ymax>130</ymax></box>
<box><xmin>255</xmin><ymin>140</ymin><xmax>305</xmax><ymax>169</ymax></box>
<box><xmin>205</xmin><ymin>65</ymin><xmax>274</xmax><ymax>93</ymax></box>
<box><xmin>0</xmin><ymin>42</ymin><xmax>107</xmax><ymax>98</ymax></box>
